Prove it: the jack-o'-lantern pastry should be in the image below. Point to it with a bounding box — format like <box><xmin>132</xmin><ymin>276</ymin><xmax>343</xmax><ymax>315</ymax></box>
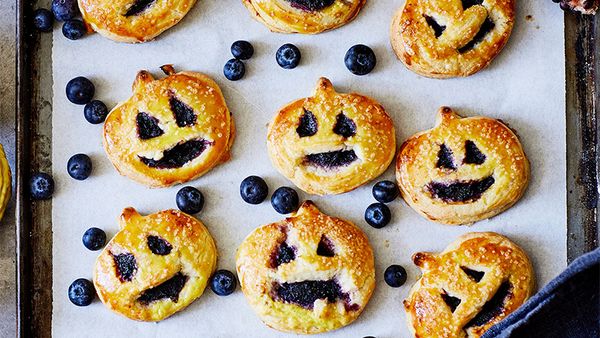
<box><xmin>94</xmin><ymin>208</ymin><xmax>217</xmax><ymax>322</ymax></box>
<box><xmin>242</xmin><ymin>0</ymin><xmax>366</xmax><ymax>34</ymax></box>
<box><xmin>0</xmin><ymin>144</ymin><xmax>10</xmax><ymax>221</ymax></box>
<box><xmin>103</xmin><ymin>65</ymin><xmax>235</xmax><ymax>188</ymax></box>
<box><xmin>396</xmin><ymin>107</ymin><xmax>529</xmax><ymax>225</ymax></box>
<box><xmin>404</xmin><ymin>232</ymin><xmax>534</xmax><ymax>338</ymax></box>
<box><xmin>267</xmin><ymin>78</ymin><xmax>396</xmax><ymax>195</ymax></box>
<box><xmin>78</xmin><ymin>0</ymin><xmax>197</xmax><ymax>43</ymax></box>
<box><xmin>236</xmin><ymin>201</ymin><xmax>375</xmax><ymax>334</ymax></box>
<box><xmin>390</xmin><ymin>0</ymin><xmax>515</xmax><ymax>78</ymax></box>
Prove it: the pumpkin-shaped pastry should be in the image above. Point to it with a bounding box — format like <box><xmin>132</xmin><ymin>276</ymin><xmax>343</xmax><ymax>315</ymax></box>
<box><xmin>390</xmin><ymin>0</ymin><xmax>515</xmax><ymax>78</ymax></box>
<box><xmin>94</xmin><ymin>208</ymin><xmax>217</xmax><ymax>321</ymax></box>
<box><xmin>396</xmin><ymin>107</ymin><xmax>529</xmax><ymax>225</ymax></box>
<box><xmin>78</xmin><ymin>0</ymin><xmax>197</xmax><ymax>43</ymax></box>
<box><xmin>242</xmin><ymin>0</ymin><xmax>366</xmax><ymax>34</ymax></box>
<box><xmin>404</xmin><ymin>232</ymin><xmax>534</xmax><ymax>338</ymax></box>
<box><xmin>236</xmin><ymin>201</ymin><xmax>375</xmax><ymax>334</ymax></box>
<box><xmin>0</xmin><ymin>144</ymin><xmax>10</xmax><ymax>221</ymax></box>
<box><xmin>103</xmin><ymin>65</ymin><xmax>235</xmax><ymax>188</ymax></box>
<box><xmin>267</xmin><ymin>78</ymin><xmax>396</xmax><ymax>195</ymax></box>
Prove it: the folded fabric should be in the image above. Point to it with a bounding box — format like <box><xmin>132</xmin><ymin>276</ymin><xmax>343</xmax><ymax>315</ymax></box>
<box><xmin>484</xmin><ymin>247</ymin><xmax>600</xmax><ymax>338</ymax></box>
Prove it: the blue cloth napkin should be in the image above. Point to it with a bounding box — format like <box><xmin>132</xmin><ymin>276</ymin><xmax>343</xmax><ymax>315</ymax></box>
<box><xmin>483</xmin><ymin>248</ymin><xmax>600</xmax><ymax>338</ymax></box>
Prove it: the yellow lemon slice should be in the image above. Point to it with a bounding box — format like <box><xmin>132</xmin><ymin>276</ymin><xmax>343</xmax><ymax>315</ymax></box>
<box><xmin>0</xmin><ymin>144</ymin><xmax>11</xmax><ymax>221</ymax></box>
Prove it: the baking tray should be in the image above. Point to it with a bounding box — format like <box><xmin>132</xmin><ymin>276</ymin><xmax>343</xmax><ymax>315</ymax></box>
<box><xmin>15</xmin><ymin>1</ymin><xmax>599</xmax><ymax>337</ymax></box>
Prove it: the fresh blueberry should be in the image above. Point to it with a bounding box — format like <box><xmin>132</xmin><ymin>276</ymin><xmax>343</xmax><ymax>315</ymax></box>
<box><xmin>344</xmin><ymin>44</ymin><xmax>377</xmax><ymax>76</ymax></box>
<box><xmin>29</xmin><ymin>173</ymin><xmax>55</xmax><ymax>200</ymax></box>
<box><xmin>62</xmin><ymin>19</ymin><xmax>87</xmax><ymax>40</ymax></box>
<box><xmin>364</xmin><ymin>203</ymin><xmax>391</xmax><ymax>228</ymax></box>
<box><xmin>223</xmin><ymin>59</ymin><xmax>245</xmax><ymax>81</ymax></box>
<box><xmin>271</xmin><ymin>187</ymin><xmax>299</xmax><ymax>214</ymax></box>
<box><xmin>82</xmin><ymin>227</ymin><xmax>106</xmax><ymax>251</ymax></box>
<box><xmin>231</xmin><ymin>40</ymin><xmax>254</xmax><ymax>60</ymax></box>
<box><xmin>240</xmin><ymin>176</ymin><xmax>268</xmax><ymax>205</ymax></box>
<box><xmin>372</xmin><ymin>180</ymin><xmax>399</xmax><ymax>203</ymax></box>
<box><xmin>210</xmin><ymin>270</ymin><xmax>237</xmax><ymax>296</ymax></box>
<box><xmin>33</xmin><ymin>9</ymin><xmax>54</xmax><ymax>32</ymax></box>
<box><xmin>51</xmin><ymin>0</ymin><xmax>79</xmax><ymax>21</ymax></box>
<box><xmin>176</xmin><ymin>186</ymin><xmax>204</xmax><ymax>214</ymax></box>
<box><xmin>84</xmin><ymin>100</ymin><xmax>108</xmax><ymax>124</ymax></box>
<box><xmin>276</xmin><ymin>44</ymin><xmax>301</xmax><ymax>69</ymax></box>
<box><xmin>384</xmin><ymin>265</ymin><xmax>407</xmax><ymax>288</ymax></box>
<box><xmin>68</xmin><ymin>278</ymin><xmax>95</xmax><ymax>306</ymax></box>
<box><xmin>67</xmin><ymin>154</ymin><xmax>92</xmax><ymax>180</ymax></box>
<box><xmin>66</xmin><ymin>76</ymin><xmax>95</xmax><ymax>105</ymax></box>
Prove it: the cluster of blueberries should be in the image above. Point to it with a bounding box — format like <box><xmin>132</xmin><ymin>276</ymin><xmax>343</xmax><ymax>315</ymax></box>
<box><xmin>223</xmin><ymin>41</ymin><xmax>377</xmax><ymax>81</ymax></box>
<box><xmin>33</xmin><ymin>0</ymin><xmax>88</xmax><ymax>40</ymax></box>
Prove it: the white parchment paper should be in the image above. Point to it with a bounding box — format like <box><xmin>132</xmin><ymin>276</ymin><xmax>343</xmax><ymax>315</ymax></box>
<box><xmin>52</xmin><ymin>1</ymin><xmax>566</xmax><ymax>337</ymax></box>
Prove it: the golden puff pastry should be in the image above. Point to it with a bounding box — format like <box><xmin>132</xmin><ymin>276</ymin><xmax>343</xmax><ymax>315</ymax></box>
<box><xmin>390</xmin><ymin>0</ymin><xmax>515</xmax><ymax>78</ymax></box>
<box><xmin>242</xmin><ymin>0</ymin><xmax>366</xmax><ymax>34</ymax></box>
<box><xmin>78</xmin><ymin>0</ymin><xmax>197</xmax><ymax>43</ymax></box>
<box><xmin>396</xmin><ymin>107</ymin><xmax>529</xmax><ymax>225</ymax></box>
<box><xmin>94</xmin><ymin>208</ymin><xmax>217</xmax><ymax>322</ymax></box>
<box><xmin>0</xmin><ymin>145</ymin><xmax>10</xmax><ymax>221</ymax></box>
<box><xmin>267</xmin><ymin>78</ymin><xmax>396</xmax><ymax>195</ymax></box>
<box><xmin>103</xmin><ymin>65</ymin><xmax>235</xmax><ymax>188</ymax></box>
<box><xmin>236</xmin><ymin>201</ymin><xmax>375</xmax><ymax>334</ymax></box>
<box><xmin>404</xmin><ymin>232</ymin><xmax>535</xmax><ymax>338</ymax></box>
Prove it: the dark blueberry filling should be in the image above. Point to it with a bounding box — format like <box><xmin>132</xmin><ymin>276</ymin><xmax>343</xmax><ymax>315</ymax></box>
<box><xmin>441</xmin><ymin>291</ymin><xmax>462</xmax><ymax>313</ymax></box>
<box><xmin>112</xmin><ymin>252</ymin><xmax>138</xmax><ymax>283</ymax></box>
<box><xmin>136</xmin><ymin>112</ymin><xmax>164</xmax><ymax>140</ymax></box>
<box><xmin>169</xmin><ymin>93</ymin><xmax>196</xmax><ymax>127</ymax></box>
<box><xmin>297</xmin><ymin>109</ymin><xmax>318</xmax><ymax>138</ymax></box>
<box><xmin>462</xmin><ymin>267</ymin><xmax>485</xmax><ymax>282</ymax></box>
<box><xmin>461</xmin><ymin>0</ymin><xmax>484</xmax><ymax>10</ymax></box>
<box><xmin>464</xmin><ymin>140</ymin><xmax>486</xmax><ymax>165</ymax></box>
<box><xmin>272</xmin><ymin>280</ymin><xmax>358</xmax><ymax>310</ymax></box>
<box><xmin>316</xmin><ymin>235</ymin><xmax>335</xmax><ymax>257</ymax></box>
<box><xmin>465</xmin><ymin>281</ymin><xmax>513</xmax><ymax>328</ymax></box>
<box><xmin>139</xmin><ymin>139</ymin><xmax>209</xmax><ymax>169</ymax></box>
<box><xmin>332</xmin><ymin>113</ymin><xmax>357</xmax><ymax>138</ymax></box>
<box><xmin>304</xmin><ymin>149</ymin><xmax>358</xmax><ymax>169</ymax></box>
<box><xmin>458</xmin><ymin>17</ymin><xmax>495</xmax><ymax>53</ymax></box>
<box><xmin>427</xmin><ymin>176</ymin><xmax>495</xmax><ymax>203</ymax></box>
<box><xmin>436</xmin><ymin>144</ymin><xmax>456</xmax><ymax>170</ymax></box>
<box><xmin>424</xmin><ymin>15</ymin><xmax>446</xmax><ymax>38</ymax></box>
<box><xmin>147</xmin><ymin>236</ymin><xmax>173</xmax><ymax>255</ymax></box>
<box><xmin>287</xmin><ymin>0</ymin><xmax>335</xmax><ymax>11</ymax></box>
<box><xmin>137</xmin><ymin>272</ymin><xmax>188</xmax><ymax>305</ymax></box>
<box><xmin>271</xmin><ymin>241</ymin><xmax>296</xmax><ymax>268</ymax></box>
<box><xmin>124</xmin><ymin>0</ymin><xmax>156</xmax><ymax>17</ymax></box>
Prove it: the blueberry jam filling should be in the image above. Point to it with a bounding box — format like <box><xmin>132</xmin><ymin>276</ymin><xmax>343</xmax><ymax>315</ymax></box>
<box><xmin>332</xmin><ymin>113</ymin><xmax>357</xmax><ymax>138</ymax></box>
<box><xmin>139</xmin><ymin>139</ymin><xmax>210</xmax><ymax>169</ymax></box>
<box><xmin>316</xmin><ymin>235</ymin><xmax>335</xmax><ymax>257</ymax></box>
<box><xmin>436</xmin><ymin>144</ymin><xmax>456</xmax><ymax>170</ymax></box>
<box><xmin>465</xmin><ymin>281</ymin><xmax>513</xmax><ymax>328</ymax></box>
<box><xmin>424</xmin><ymin>15</ymin><xmax>446</xmax><ymax>38</ymax></box>
<box><xmin>297</xmin><ymin>109</ymin><xmax>318</xmax><ymax>138</ymax></box>
<box><xmin>124</xmin><ymin>0</ymin><xmax>156</xmax><ymax>17</ymax></box>
<box><xmin>458</xmin><ymin>17</ymin><xmax>495</xmax><ymax>53</ymax></box>
<box><xmin>304</xmin><ymin>149</ymin><xmax>358</xmax><ymax>169</ymax></box>
<box><xmin>428</xmin><ymin>176</ymin><xmax>495</xmax><ymax>203</ymax></box>
<box><xmin>169</xmin><ymin>93</ymin><xmax>196</xmax><ymax>127</ymax></box>
<box><xmin>138</xmin><ymin>272</ymin><xmax>188</xmax><ymax>305</ymax></box>
<box><xmin>272</xmin><ymin>280</ymin><xmax>358</xmax><ymax>311</ymax></box>
<box><xmin>461</xmin><ymin>267</ymin><xmax>485</xmax><ymax>282</ymax></box>
<box><xmin>461</xmin><ymin>0</ymin><xmax>484</xmax><ymax>10</ymax></box>
<box><xmin>464</xmin><ymin>140</ymin><xmax>486</xmax><ymax>165</ymax></box>
<box><xmin>147</xmin><ymin>235</ymin><xmax>173</xmax><ymax>256</ymax></box>
<box><xmin>112</xmin><ymin>252</ymin><xmax>138</xmax><ymax>282</ymax></box>
<box><xmin>287</xmin><ymin>0</ymin><xmax>335</xmax><ymax>12</ymax></box>
<box><xmin>271</xmin><ymin>240</ymin><xmax>296</xmax><ymax>268</ymax></box>
<box><xmin>441</xmin><ymin>290</ymin><xmax>462</xmax><ymax>313</ymax></box>
<box><xmin>136</xmin><ymin>112</ymin><xmax>164</xmax><ymax>140</ymax></box>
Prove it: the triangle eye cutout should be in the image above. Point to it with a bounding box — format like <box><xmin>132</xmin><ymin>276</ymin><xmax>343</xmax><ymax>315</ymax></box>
<box><xmin>136</xmin><ymin>112</ymin><xmax>164</xmax><ymax>140</ymax></box>
<box><xmin>296</xmin><ymin>109</ymin><xmax>318</xmax><ymax>138</ymax></box>
<box><xmin>169</xmin><ymin>93</ymin><xmax>197</xmax><ymax>127</ymax></box>
<box><xmin>461</xmin><ymin>0</ymin><xmax>484</xmax><ymax>10</ymax></box>
<box><xmin>441</xmin><ymin>290</ymin><xmax>462</xmax><ymax>313</ymax></box>
<box><xmin>316</xmin><ymin>235</ymin><xmax>336</xmax><ymax>257</ymax></box>
<box><xmin>124</xmin><ymin>0</ymin><xmax>156</xmax><ymax>17</ymax></box>
<box><xmin>461</xmin><ymin>266</ymin><xmax>485</xmax><ymax>282</ymax></box>
<box><xmin>464</xmin><ymin>140</ymin><xmax>486</xmax><ymax>165</ymax></box>
<box><xmin>424</xmin><ymin>15</ymin><xmax>446</xmax><ymax>38</ymax></box>
<box><xmin>332</xmin><ymin>113</ymin><xmax>357</xmax><ymax>138</ymax></box>
<box><xmin>436</xmin><ymin>144</ymin><xmax>456</xmax><ymax>170</ymax></box>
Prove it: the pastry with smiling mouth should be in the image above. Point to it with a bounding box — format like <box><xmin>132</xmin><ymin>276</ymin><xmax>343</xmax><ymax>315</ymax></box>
<box><xmin>267</xmin><ymin>78</ymin><xmax>396</xmax><ymax>195</ymax></box>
